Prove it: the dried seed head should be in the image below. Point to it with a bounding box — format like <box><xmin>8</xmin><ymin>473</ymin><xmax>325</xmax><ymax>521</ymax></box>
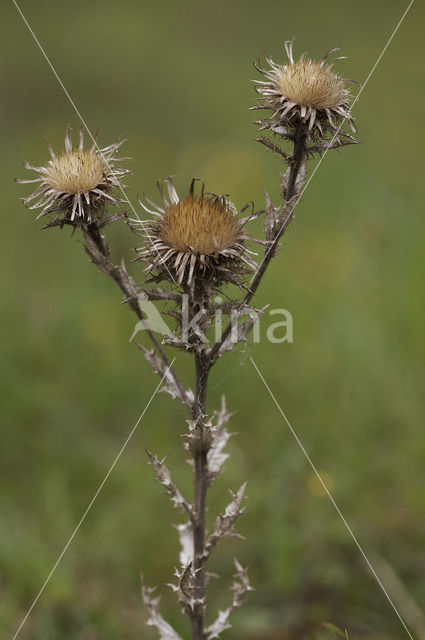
<box><xmin>159</xmin><ymin>197</ymin><xmax>242</xmax><ymax>255</ymax></box>
<box><xmin>254</xmin><ymin>41</ymin><xmax>356</xmax><ymax>137</ymax></box>
<box><xmin>44</xmin><ymin>149</ymin><xmax>106</xmax><ymax>195</ymax></box>
<box><xmin>133</xmin><ymin>178</ymin><xmax>260</xmax><ymax>288</ymax></box>
<box><xmin>17</xmin><ymin>125</ymin><xmax>131</xmax><ymax>222</ymax></box>
<box><xmin>275</xmin><ymin>60</ymin><xmax>347</xmax><ymax>110</ymax></box>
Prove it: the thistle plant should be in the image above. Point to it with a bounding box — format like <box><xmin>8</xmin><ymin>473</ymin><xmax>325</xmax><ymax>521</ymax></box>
<box><xmin>16</xmin><ymin>41</ymin><xmax>357</xmax><ymax>640</ymax></box>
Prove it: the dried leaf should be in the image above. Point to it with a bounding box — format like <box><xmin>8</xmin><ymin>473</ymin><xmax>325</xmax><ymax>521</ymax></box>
<box><xmin>256</xmin><ymin>136</ymin><xmax>291</xmax><ymax>160</ymax></box>
<box><xmin>263</xmin><ymin>188</ymin><xmax>281</xmax><ymax>243</ymax></box>
<box><xmin>215</xmin><ymin>306</ymin><xmax>268</xmax><ymax>359</ymax></box>
<box><xmin>207</xmin><ymin>396</ymin><xmax>235</xmax><ymax>487</ymax></box>
<box><xmin>205</xmin><ymin>559</ymin><xmax>253</xmax><ymax>639</ymax></box>
<box><xmin>162</xmin><ymin>333</ymin><xmax>204</xmax><ymax>353</ymax></box>
<box><xmin>271</xmin><ymin>125</ymin><xmax>295</xmax><ymax>139</ymax></box>
<box><xmin>141</xmin><ymin>573</ymin><xmax>183</xmax><ymax>640</ymax></box>
<box><xmin>306</xmin><ymin>138</ymin><xmax>358</xmax><ymax>155</ymax></box>
<box><xmin>184</xmin><ymin>416</ymin><xmax>213</xmax><ymax>459</ymax></box>
<box><xmin>176</xmin><ymin>521</ymin><xmax>193</xmax><ymax>566</ymax></box>
<box><xmin>138</xmin><ymin>288</ymin><xmax>181</xmax><ymax>302</ymax></box>
<box><xmin>205</xmin><ymin>610</ymin><xmax>232</xmax><ymax>639</ymax></box>
<box><xmin>136</xmin><ymin>343</ymin><xmax>192</xmax><ymax>407</ymax></box>
<box><xmin>147</xmin><ymin>451</ymin><xmax>192</xmax><ymax>519</ymax></box>
<box><xmin>204</xmin><ymin>483</ymin><xmax>247</xmax><ymax>560</ymax></box>
<box><xmin>168</xmin><ymin>562</ymin><xmax>204</xmax><ymax>618</ymax></box>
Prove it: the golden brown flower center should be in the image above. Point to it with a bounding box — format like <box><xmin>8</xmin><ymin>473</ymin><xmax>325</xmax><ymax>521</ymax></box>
<box><xmin>276</xmin><ymin>61</ymin><xmax>346</xmax><ymax>109</ymax></box>
<box><xmin>45</xmin><ymin>150</ymin><xmax>106</xmax><ymax>194</ymax></box>
<box><xmin>159</xmin><ymin>197</ymin><xmax>242</xmax><ymax>255</ymax></box>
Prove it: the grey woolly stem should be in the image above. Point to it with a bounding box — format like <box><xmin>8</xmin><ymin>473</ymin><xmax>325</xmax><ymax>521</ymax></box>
<box><xmin>82</xmin><ymin>223</ymin><xmax>187</xmax><ymax>403</ymax></box>
<box><xmin>191</xmin><ymin>353</ymin><xmax>210</xmax><ymax>639</ymax></box>
<box><xmin>209</xmin><ymin>130</ymin><xmax>307</xmax><ymax>362</ymax></box>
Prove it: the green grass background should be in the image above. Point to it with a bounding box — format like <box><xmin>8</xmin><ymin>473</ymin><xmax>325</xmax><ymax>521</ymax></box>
<box><xmin>2</xmin><ymin>0</ymin><xmax>425</xmax><ymax>638</ymax></box>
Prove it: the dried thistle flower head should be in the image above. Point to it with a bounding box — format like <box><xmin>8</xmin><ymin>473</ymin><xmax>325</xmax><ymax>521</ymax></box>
<box><xmin>254</xmin><ymin>41</ymin><xmax>356</xmax><ymax>137</ymax></box>
<box><xmin>133</xmin><ymin>178</ymin><xmax>259</xmax><ymax>288</ymax></box>
<box><xmin>17</xmin><ymin>126</ymin><xmax>130</xmax><ymax>222</ymax></box>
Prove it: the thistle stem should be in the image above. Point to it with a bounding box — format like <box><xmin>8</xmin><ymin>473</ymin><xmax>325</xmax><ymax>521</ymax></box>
<box><xmin>285</xmin><ymin>129</ymin><xmax>307</xmax><ymax>202</ymax></box>
<box><xmin>191</xmin><ymin>353</ymin><xmax>210</xmax><ymax>640</ymax></box>
<box><xmin>193</xmin><ymin>353</ymin><xmax>209</xmax><ymax>418</ymax></box>
<box><xmin>189</xmin><ymin>132</ymin><xmax>307</xmax><ymax>637</ymax></box>
<box><xmin>192</xmin><ymin>449</ymin><xmax>208</xmax><ymax>639</ymax></box>
<box><xmin>209</xmin><ymin>130</ymin><xmax>307</xmax><ymax>363</ymax></box>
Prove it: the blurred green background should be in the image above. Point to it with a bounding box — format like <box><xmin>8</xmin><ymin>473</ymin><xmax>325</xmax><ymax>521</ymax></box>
<box><xmin>2</xmin><ymin>0</ymin><xmax>425</xmax><ymax>638</ymax></box>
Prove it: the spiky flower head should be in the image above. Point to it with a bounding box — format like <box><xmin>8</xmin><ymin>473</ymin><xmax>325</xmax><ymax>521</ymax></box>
<box><xmin>17</xmin><ymin>126</ymin><xmax>130</xmax><ymax>223</ymax></box>
<box><xmin>133</xmin><ymin>178</ymin><xmax>259</xmax><ymax>289</ymax></box>
<box><xmin>254</xmin><ymin>41</ymin><xmax>356</xmax><ymax>138</ymax></box>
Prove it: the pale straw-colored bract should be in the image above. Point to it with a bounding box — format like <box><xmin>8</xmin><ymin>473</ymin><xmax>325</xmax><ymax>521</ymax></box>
<box><xmin>254</xmin><ymin>40</ymin><xmax>356</xmax><ymax>136</ymax></box>
<box><xmin>17</xmin><ymin>126</ymin><xmax>130</xmax><ymax>221</ymax></box>
<box><xmin>133</xmin><ymin>178</ymin><xmax>259</xmax><ymax>288</ymax></box>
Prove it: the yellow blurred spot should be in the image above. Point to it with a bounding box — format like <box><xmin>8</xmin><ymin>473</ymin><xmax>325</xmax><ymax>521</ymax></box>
<box><xmin>307</xmin><ymin>470</ymin><xmax>333</xmax><ymax>498</ymax></box>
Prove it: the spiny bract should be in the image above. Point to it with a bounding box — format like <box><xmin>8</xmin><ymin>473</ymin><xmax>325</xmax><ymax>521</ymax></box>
<box><xmin>17</xmin><ymin>126</ymin><xmax>130</xmax><ymax>222</ymax></box>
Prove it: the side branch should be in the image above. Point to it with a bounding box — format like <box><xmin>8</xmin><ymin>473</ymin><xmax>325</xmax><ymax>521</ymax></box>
<box><xmin>141</xmin><ymin>573</ymin><xmax>184</xmax><ymax>640</ymax></box>
<box><xmin>82</xmin><ymin>223</ymin><xmax>189</xmax><ymax>406</ymax></box>
<box><xmin>204</xmin><ymin>559</ymin><xmax>253</xmax><ymax>640</ymax></box>
<box><xmin>209</xmin><ymin>130</ymin><xmax>307</xmax><ymax>363</ymax></box>
<box><xmin>203</xmin><ymin>483</ymin><xmax>247</xmax><ymax>563</ymax></box>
